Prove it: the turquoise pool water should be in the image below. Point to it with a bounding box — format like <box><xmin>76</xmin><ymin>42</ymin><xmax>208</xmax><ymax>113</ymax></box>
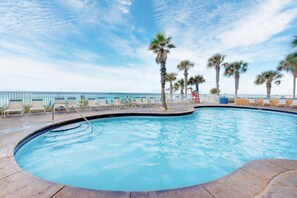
<box><xmin>15</xmin><ymin>108</ymin><xmax>297</xmax><ymax>191</ymax></box>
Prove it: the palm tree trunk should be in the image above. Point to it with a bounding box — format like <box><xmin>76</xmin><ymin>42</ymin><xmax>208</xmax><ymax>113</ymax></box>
<box><xmin>293</xmin><ymin>76</ymin><xmax>296</xmax><ymax>98</ymax></box>
<box><xmin>180</xmin><ymin>86</ymin><xmax>184</xmax><ymax>95</ymax></box>
<box><xmin>184</xmin><ymin>71</ymin><xmax>188</xmax><ymax>98</ymax></box>
<box><xmin>160</xmin><ymin>62</ymin><xmax>167</xmax><ymax>110</ymax></box>
<box><xmin>216</xmin><ymin>66</ymin><xmax>220</xmax><ymax>95</ymax></box>
<box><xmin>266</xmin><ymin>82</ymin><xmax>272</xmax><ymax>98</ymax></box>
<box><xmin>170</xmin><ymin>81</ymin><xmax>173</xmax><ymax>101</ymax></box>
<box><xmin>234</xmin><ymin>74</ymin><xmax>239</xmax><ymax>100</ymax></box>
<box><xmin>195</xmin><ymin>83</ymin><xmax>199</xmax><ymax>94</ymax></box>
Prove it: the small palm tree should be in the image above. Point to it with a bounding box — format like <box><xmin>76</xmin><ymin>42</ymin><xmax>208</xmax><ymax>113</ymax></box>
<box><xmin>207</xmin><ymin>53</ymin><xmax>226</xmax><ymax>95</ymax></box>
<box><xmin>277</xmin><ymin>54</ymin><xmax>297</xmax><ymax>98</ymax></box>
<box><xmin>165</xmin><ymin>72</ymin><xmax>177</xmax><ymax>101</ymax></box>
<box><xmin>173</xmin><ymin>82</ymin><xmax>179</xmax><ymax>93</ymax></box>
<box><xmin>176</xmin><ymin>79</ymin><xmax>185</xmax><ymax>95</ymax></box>
<box><xmin>224</xmin><ymin>61</ymin><xmax>248</xmax><ymax>99</ymax></box>
<box><xmin>254</xmin><ymin>70</ymin><xmax>283</xmax><ymax>98</ymax></box>
<box><xmin>149</xmin><ymin>33</ymin><xmax>176</xmax><ymax>110</ymax></box>
<box><xmin>177</xmin><ymin>60</ymin><xmax>194</xmax><ymax>98</ymax></box>
<box><xmin>188</xmin><ymin>75</ymin><xmax>205</xmax><ymax>94</ymax></box>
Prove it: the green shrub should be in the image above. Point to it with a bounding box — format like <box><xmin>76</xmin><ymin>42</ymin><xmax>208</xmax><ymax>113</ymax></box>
<box><xmin>209</xmin><ymin>88</ymin><xmax>219</xmax><ymax>94</ymax></box>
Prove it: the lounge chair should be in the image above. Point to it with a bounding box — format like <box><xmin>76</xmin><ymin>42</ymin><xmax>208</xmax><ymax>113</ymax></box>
<box><xmin>142</xmin><ymin>97</ymin><xmax>149</xmax><ymax>106</ymax></box>
<box><xmin>247</xmin><ymin>98</ymin><xmax>256</xmax><ymax>106</ymax></box>
<box><xmin>54</xmin><ymin>97</ymin><xmax>66</xmax><ymax>111</ymax></box>
<box><xmin>29</xmin><ymin>99</ymin><xmax>46</xmax><ymax>114</ymax></box>
<box><xmin>276</xmin><ymin>98</ymin><xmax>287</xmax><ymax>107</ymax></box>
<box><xmin>113</xmin><ymin>97</ymin><xmax>124</xmax><ymax>108</ymax></box>
<box><xmin>2</xmin><ymin>99</ymin><xmax>24</xmax><ymax>118</ymax></box>
<box><xmin>149</xmin><ymin>97</ymin><xmax>157</xmax><ymax>106</ymax></box>
<box><xmin>98</xmin><ymin>97</ymin><xmax>111</xmax><ymax>108</ymax></box>
<box><xmin>67</xmin><ymin>97</ymin><xmax>79</xmax><ymax>111</ymax></box>
<box><xmin>88</xmin><ymin>98</ymin><xmax>100</xmax><ymax>111</ymax></box>
<box><xmin>176</xmin><ymin>95</ymin><xmax>185</xmax><ymax>104</ymax></box>
<box><xmin>262</xmin><ymin>98</ymin><xmax>271</xmax><ymax>106</ymax></box>
<box><xmin>290</xmin><ymin>98</ymin><xmax>297</xmax><ymax>108</ymax></box>
<box><xmin>135</xmin><ymin>97</ymin><xmax>143</xmax><ymax>107</ymax></box>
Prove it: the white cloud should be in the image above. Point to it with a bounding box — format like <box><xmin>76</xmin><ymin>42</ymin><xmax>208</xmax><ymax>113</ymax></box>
<box><xmin>219</xmin><ymin>0</ymin><xmax>297</xmax><ymax>49</ymax></box>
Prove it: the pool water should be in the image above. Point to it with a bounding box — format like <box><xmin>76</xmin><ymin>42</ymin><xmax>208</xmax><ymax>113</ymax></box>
<box><xmin>15</xmin><ymin>108</ymin><xmax>297</xmax><ymax>191</ymax></box>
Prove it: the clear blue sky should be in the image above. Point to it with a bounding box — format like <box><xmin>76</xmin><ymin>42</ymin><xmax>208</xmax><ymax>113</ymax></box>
<box><xmin>0</xmin><ymin>0</ymin><xmax>297</xmax><ymax>95</ymax></box>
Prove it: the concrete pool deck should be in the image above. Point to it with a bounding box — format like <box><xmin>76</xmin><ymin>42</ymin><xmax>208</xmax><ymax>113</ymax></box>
<box><xmin>0</xmin><ymin>103</ymin><xmax>297</xmax><ymax>197</ymax></box>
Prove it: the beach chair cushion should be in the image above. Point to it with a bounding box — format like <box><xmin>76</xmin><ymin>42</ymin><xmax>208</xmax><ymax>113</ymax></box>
<box><xmin>278</xmin><ymin>98</ymin><xmax>287</xmax><ymax>105</ymax></box>
<box><xmin>8</xmin><ymin>99</ymin><xmax>23</xmax><ymax>109</ymax></box>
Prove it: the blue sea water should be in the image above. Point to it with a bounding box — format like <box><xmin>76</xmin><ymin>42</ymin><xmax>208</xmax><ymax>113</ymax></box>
<box><xmin>15</xmin><ymin>108</ymin><xmax>297</xmax><ymax>191</ymax></box>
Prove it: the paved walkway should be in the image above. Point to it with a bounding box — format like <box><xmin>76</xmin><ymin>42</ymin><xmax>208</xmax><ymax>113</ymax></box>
<box><xmin>0</xmin><ymin>103</ymin><xmax>296</xmax><ymax>197</ymax></box>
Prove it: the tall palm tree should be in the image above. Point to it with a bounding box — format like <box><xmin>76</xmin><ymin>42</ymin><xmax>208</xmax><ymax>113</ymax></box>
<box><xmin>292</xmin><ymin>35</ymin><xmax>297</xmax><ymax>48</ymax></box>
<box><xmin>207</xmin><ymin>53</ymin><xmax>226</xmax><ymax>95</ymax></box>
<box><xmin>188</xmin><ymin>75</ymin><xmax>205</xmax><ymax>94</ymax></box>
<box><xmin>277</xmin><ymin>54</ymin><xmax>297</xmax><ymax>98</ymax></box>
<box><xmin>176</xmin><ymin>79</ymin><xmax>185</xmax><ymax>95</ymax></box>
<box><xmin>177</xmin><ymin>60</ymin><xmax>194</xmax><ymax>98</ymax></box>
<box><xmin>165</xmin><ymin>72</ymin><xmax>177</xmax><ymax>101</ymax></box>
<box><xmin>254</xmin><ymin>70</ymin><xmax>283</xmax><ymax>98</ymax></box>
<box><xmin>224</xmin><ymin>61</ymin><xmax>248</xmax><ymax>99</ymax></box>
<box><xmin>149</xmin><ymin>33</ymin><xmax>175</xmax><ymax>110</ymax></box>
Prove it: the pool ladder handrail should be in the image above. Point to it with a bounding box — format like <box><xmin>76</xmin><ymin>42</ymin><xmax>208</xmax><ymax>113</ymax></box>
<box><xmin>52</xmin><ymin>103</ymin><xmax>94</xmax><ymax>131</ymax></box>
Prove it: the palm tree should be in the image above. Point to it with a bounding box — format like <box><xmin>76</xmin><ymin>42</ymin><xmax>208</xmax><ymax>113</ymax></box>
<box><xmin>224</xmin><ymin>61</ymin><xmax>248</xmax><ymax>99</ymax></box>
<box><xmin>292</xmin><ymin>35</ymin><xmax>297</xmax><ymax>49</ymax></box>
<box><xmin>149</xmin><ymin>33</ymin><xmax>176</xmax><ymax>110</ymax></box>
<box><xmin>176</xmin><ymin>79</ymin><xmax>185</xmax><ymax>95</ymax></box>
<box><xmin>254</xmin><ymin>70</ymin><xmax>283</xmax><ymax>98</ymax></box>
<box><xmin>177</xmin><ymin>60</ymin><xmax>194</xmax><ymax>98</ymax></box>
<box><xmin>290</xmin><ymin>36</ymin><xmax>297</xmax><ymax>60</ymax></box>
<box><xmin>277</xmin><ymin>54</ymin><xmax>297</xmax><ymax>98</ymax></box>
<box><xmin>207</xmin><ymin>53</ymin><xmax>226</xmax><ymax>95</ymax></box>
<box><xmin>188</xmin><ymin>75</ymin><xmax>205</xmax><ymax>94</ymax></box>
<box><xmin>173</xmin><ymin>82</ymin><xmax>179</xmax><ymax>93</ymax></box>
<box><xmin>165</xmin><ymin>72</ymin><xmax>177</xmax><ymax>101</ymax></box>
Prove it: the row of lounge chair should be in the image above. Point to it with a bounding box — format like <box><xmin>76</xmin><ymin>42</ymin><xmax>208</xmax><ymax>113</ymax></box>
<box><xmin>1</xmin><ymin>96</ymin><xmax>163</xmax><ymax>118</ymax></box>
<box><xmin>247</xmin><ymin>98</ymin><xmax>297</xmax><ymax>107</ymax></box>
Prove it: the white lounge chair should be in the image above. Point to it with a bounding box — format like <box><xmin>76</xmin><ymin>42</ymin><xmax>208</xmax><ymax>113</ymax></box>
<box><xmin>54</xmin><ymin>97</ymin><xmax>66</xmax><ymax>111</ymax></box>
<box><xmin>174</xmin><ymin>95</ymin><xmax>183</xmax><ymax>104</ymax></box>
<box><xmin>290</xmin><ymin>98</ymin><xmax>297</xmax><ymax>108</ymax></box>
<box><xmin>247</xmin><ymin>98</ymin><xmax>256</xmax><ymax>106</ymax></box>
<box><xmin>67</xmin><ymin>97</ymin><xmax>79</xmax><ymax>111</ymax></box>
<box><xmin>98</xmin><ymin>97</ymin><xmax>111</xmax><ymax>108</ymax></box>
<box><xmin>88</xmin><ymin>98</ymin><xmax>100</xmax><ymax>111</ymax></box>
<box><xmin>135</xmin><ymin>97</ymin><xmax>143</xmax><ymax>107</ymax></box>
<box><xmin>2</xmin><ymin>99</ymin><xmax>24</xmax><ymax>118</ymax></box>
<box><xmin>113</xmin><ymin>97</ymin><xmax>124</xmax><ymax>108</ymax></box>
<box><xmin>262</xmin><ymin>98</ymin><xmax>271</xmax><ymax>106</ymax></box>
<box><xmin>276</xmin><ymin>98</ymin><xmax>287</xmax><ymax>107</ymax></box>
<box><xmin>29</xmin><ymin>99</ymin><xmax>46</xmax><ymax>114</ymax></box>
<box><xmin>142</xmin><ymin>97</ymin><xmax>149</xmax><ymax>106</ymax></box>
<box><xmin>149</xmin><ymin>97</ymin><xmax>157</xmax><ymax>106</ymax></box>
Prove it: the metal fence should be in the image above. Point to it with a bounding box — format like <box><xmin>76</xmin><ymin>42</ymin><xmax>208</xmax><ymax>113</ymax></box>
<box><xmin>3</xmin><ymin>91</ymin><xmax>291</xmax><ymax>108</ymax></box>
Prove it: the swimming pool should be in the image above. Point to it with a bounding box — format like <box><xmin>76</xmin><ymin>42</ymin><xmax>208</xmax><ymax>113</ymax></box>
<box><xmin>15</xmin><ymin>107</ymin><xmax>297</xmax><ymax>191</ymax></box>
